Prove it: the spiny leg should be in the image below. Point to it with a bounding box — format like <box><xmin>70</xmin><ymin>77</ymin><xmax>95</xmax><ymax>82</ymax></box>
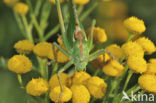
<box><xmin>56</xmin><ymin>60</ymin><xmax>73</xmax><ymax>102</ymax></box>
<box><xmin>53</xmin><ymin>42</ymin><xmax>72</xmax><ymax>58</ymax></box>
<box><xmin>87</xmin><ymin>49</ymin><xmax>117</xmax><ymax>62</ymax></box>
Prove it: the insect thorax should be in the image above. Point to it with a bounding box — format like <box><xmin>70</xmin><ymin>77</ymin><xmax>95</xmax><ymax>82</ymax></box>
<box><xmin>72</xmin><ymin>39</ymin><xmax>89</xmax><ymax>70</ymax></box>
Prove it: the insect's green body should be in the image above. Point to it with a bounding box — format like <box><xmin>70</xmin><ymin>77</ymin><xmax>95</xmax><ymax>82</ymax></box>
<box><xmin>55</xmin><ymin>0</ymin><xmax>108</xmax><ymax>72</ymax></box>
<box><xmin>72</xmin><ymin>39</ymin><xmax>89</xmax><ymax>70</ymax></box>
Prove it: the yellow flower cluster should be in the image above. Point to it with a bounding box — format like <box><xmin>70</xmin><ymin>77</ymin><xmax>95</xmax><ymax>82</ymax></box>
<box><xmin>91</xmin><ymin>44</ymin><xmax>123</xmax><ymax>71</ymax></box>
<box><xmin>146</xmin><ymin>58</ymin><xmax>156</xmax><ymax>75</ymax></box>
<box><xmin>106</xmin><ymin>44</ymin><xmax>123</xmax><ymax>60</ymax></box>
<box><xmin>13</xmin><ymin>2</ymin><xmax>29</xmax><ymax>15</ymax></box>
<box><xmin>91</xmin><ymin>53</ymin><xmax>110</xmax><ymax>68</ymax></box>
<box><xmin>3</xmin><ymin>0</ymin><xmax>19</xmax><ymax>5</ymax></box>
<box><xmin>136</xmin><ymin>37</ymin><xmax>156</xmax><ymax>54</ymax></box>
<box><xmin>86</xmin><ymin>76</ymin><xmax>107</xmax><ymax>98</ymax></box>
<box><xmin>122</xmin><ymin>36</ymin><xmax>155</xmax><ymax>73</ymax></box>
<box><xmin>8</xmin><ymin>55</ymin><xmax>32</xmax><ymax>73</ymax></box>
<box><xmin>127</xmin><ymin>56</ymin><xmax>147</xmax><ymax>73</ymax></box>
<box><xmin>103</xmin><ymin>60</ymin><xmax>124</xmax><ymax>77</ymax></box>
<box><xmin>14</xmin><ymin>40</ymin><xmax>34</xmax><ymax>54</ymax></box>
<box><xmin>26</xmin><ymin>78</ymin><xmax>49</xmax><ymax>96</ymax></box>
<box><xmin>33</xmin><ymin>40</ymin><xmax>70</xmax><ymax>63</ymax></box>
<box><xmin>49</xmin><ymin>71</ymin><xmax>107</xmax><ymax>102</ymax></box>
<box><xmin>87</xmin><ymin>27</ymin><xmax>107</xmax><ymax>43</ymax></box>
<box><xmin>123</xmin><ymin>16</ymin><xmax>146</xmax><ymax>34</ymax></box>
<box><xmin>122</xmin><ymin>41</ymin><xmax>144</xmax><ymax>57</ymax></box>
<box><xmin>138</xmin><ymin>74</ymin><xmax>156</xmax><ymax>93</ymax></box>
<box><xmin>138</xmin><ymin>58</ymin><xmax>156</xmax><ymax>93</ymax></box>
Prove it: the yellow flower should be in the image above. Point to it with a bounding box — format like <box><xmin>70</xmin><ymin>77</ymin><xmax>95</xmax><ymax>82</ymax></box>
<box><xmin>71</xmin><ymin>84</ymin><xmax>90</xmax><ymax>103</ymax></box>
<box><xmin>91</xmin><ymin>53</ymin><xmax>111</xmax><ymax>68</ymax></box>
<box><xmin>127</xmin><ymin>56</ymin><xmax>147</xmax><ymax>73</ymax></box>
<box><xmin>14</xmin><ymin>40</ymin><xmax>34</xmax><ymax>54</ymax></box>
<box><xmin>149</xmin><ymin>58</ymin><xmax>156</xmax><ymax>64</ymax></box>
<box><xmin>121</xmin><ymin>41</ymin><xmax>144</xmax><ymax>57</ymax></box>
<box><xmin>13</xmin><ymin>2</ymin><xmax>29</xmax><ymax>15</ymax></box>
<box><xmin>145</xmin><ymin>59</ymin><xmax>156</xmax><ymax>75</ymax></box>
<box><xmin>33</xmin><ymin>42</ymin><xmax>52</xmax><ymax>58</ymax></box>
<box><xmin>49</xmin><ymin>85</ymin><xmax>72</xmax><ymax>102</ymax></box>
<box><xmin>103</xmin><ymin>60</ymin><xmax>124</xmax><ymax>77</ymax></box>
<box><xmin>8</xmin><ymin>55</ymin><xmax>32</xmax><ymax>73</ymax></box>
<box><xmin>56</xmin><ymin>50</ymin><xmax>71</xmax><ymax>63</ymax></box>
<box><xmin>87</xmin><ymin>27</ymin><xmax>107</xmax><ymax>43</ymax></box>
<box><xmin>49</xmin><ymin>0</ymin><xmax>64</xmax><ymax>4</ymax></box>
<box><xmin>138</xmin><ymin>74</ymin><xmax>156</xmax><ymax>93</ymax></box>
<box><xmin>3</xmin><ymin>0</ymin><xmax>19</xmax><ymax>5</ymax></box>
<box><xmin>123</xmin><ymin>16</ymin><xmax>146</xmax><ymax>34</ymax></box>
<box><xmin>86</xmin><ymin>76</ymin><xmax>107</xmax><ymax>98</ymax></box>
<box><xmin>71</xmin><ymin>71</ymin><xmax>91</xmax><ymax>86</ymax></box>
<box><xmin>49</xmin><ymin>73</ymin><xmax>71</xmax><ymax>89</ymax></box>
<box><xmin>136</xmin><ymin>37</ymin><xmax>156</xmax><ymax>54</ymax></box>
<box><xmin>74</xmin><ymin>0</ymin><xmax>89</xmax><ymax>5</ymax></box>
<box><xmin>48</xmin><ymin>37</ymin><xmax>71</xmax><ymax>63</ymax></box>
<box><xmin>106</xmin><ymin>44</ymin><xmax>123</xmax><ymax>60</ymax></box>
<box><xmin>26</xmin><ymin>78</ymin><xmax>49</xmax><ymax>96</ymax></box>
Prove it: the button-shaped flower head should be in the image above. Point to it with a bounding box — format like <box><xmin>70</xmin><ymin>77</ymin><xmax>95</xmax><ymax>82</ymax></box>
<box><xmin>123</xmin><ymin>16</ymin><xmax>146</xmax><ymax>34</ymax></box>
<box><xmin>13</xmin><ymin>2</ymin><xmax>29</xmax><ymax>15</ymax></box>
<box><xmin>8</xmin><ymin>55</ymin><xmax>32</xmax><ymax>73</ymax></box>
<box><xmin>103</xmin><ymin>60</ymin><xmax>124</xmax><ymax>77</ymax></box>
<box><xmin>71</xmin><ymin>84</ymin><xmax>90</xmax><ymax>103</ymax></box>
<box><xmin>86</xmin><ymin>76</ymin><xmax>107</xmax><ymax>98</ymax></box>
<box><xmin>14</xmin><ymin>40</ymin><xmax>34</xmax><ymax>54</ymax></box>
<box><xmin>26</xmin><ymin>78</ymin><xmax>49</xmax><ymax>96</ymax></box>
<box><xmin>49</xmin><ymin>85</ymin><xmax>72</xmax><ymax>102</ymax></box>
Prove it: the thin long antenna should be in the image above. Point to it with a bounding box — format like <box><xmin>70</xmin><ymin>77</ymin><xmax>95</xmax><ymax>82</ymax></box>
<box><xmin>71</xmin><ymin>0</ymin><xmax>80</xmax><ymax>26</ymax></box>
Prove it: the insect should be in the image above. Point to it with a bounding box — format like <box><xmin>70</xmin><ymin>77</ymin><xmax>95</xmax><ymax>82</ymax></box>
<box><xmin>53</xmin><ymin>0</ymin><xmax>114</xmax><ymax>102</ymax></box>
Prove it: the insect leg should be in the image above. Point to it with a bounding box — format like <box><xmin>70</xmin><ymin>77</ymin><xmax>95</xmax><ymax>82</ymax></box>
<box><xmin>56</xmin><ymin>60</ymin><xmax>73</xmax><ymax>102</ymax></box>
<box><xmin>53</xmin><ymin>42</ymin><xmax>72</xmax><ymax>58</ymax></box>
<box><xmin>87</xmin><ymin>49</ymin><xmax>116</xmax><ymax>62</ymax></box>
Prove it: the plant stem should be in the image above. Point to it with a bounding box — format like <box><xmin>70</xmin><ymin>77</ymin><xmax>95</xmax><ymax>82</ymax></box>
<box><xmin>80</xmin><ymin>2</ymin><xmax>98</xmax><ymax>21</ymax></box>
<box><xmin>14</xmin><ymin>12</ymin><xmax>27</xmax><ymax>39</ymax></box>
<box><xmin>21</xmin><ymin>15</ymin><xmax>33</xmax><ymax>42</ymax></box>
<box><xmin>52</xmin><ymin>63</ymin><xmax>58</xmax><ymax>75</ymax></box>
<box><xmin>43</xmin><ymin>25</ymin><xmax>60</xmax><ymax>41</ymax></box>
<box><xmin>17</xmin><ymin>74</ymin><xmax>24</xmax><ymax>88</ymax></box>
<box><xmin>123</xmin><ymin>70</ymin><xmax>133</xmax><ymax>91</ymax></box>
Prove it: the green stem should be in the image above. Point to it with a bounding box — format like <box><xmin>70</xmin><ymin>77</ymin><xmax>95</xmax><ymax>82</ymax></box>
<box><xmin>37</xmin><ymin>57</ymin><xmax>48</xmax><ymax>80</ymax></box>
<box><xmin>31</xmin><ymin>14</ymin><xmax>43</xmax><ymax>40</ymax></box>
<box><xmin>21</xmin><ymin>15</ymin><xmax>33</xmax><ymax>42</ymax></box>
<box><xmin>80</xmin><ymin>2</ymin><xmax>98</xmax><ymax>21</ymax></box>
<box><xmin>43</xmin><ymin>25</ymin><xmax>60</xmax><ymax>41</ymax></box>
<box><xmin>112</xmin><ymin>64</ymin><xmax>129</xmax><ymax>103</ymax></box>
<box><xmin>127</xmin><ymin>34</ymin><xmax>135</xmax><ymax>42</ymax></box>
<box><xmin>17</xmin><ymin>74</ymin><xmax>24</xmax><ymax>88</ymax></box>
<box><xmin>123</xmin><ymin>70</ymin><xmax>133</xmax><ymax>91</ymax></box>
<box><xmin>52</xmin><ymin>63</ymin><xmax>58</xmax><ymax>75</ymax></box>
<box><xmin>77</xmin><ymin>5</ymin><xmax>84</xmax><ymax>15</ymax></box>
<box><xmin>13</xmin><ymin>12</ymin><xmax>27</xmax><ymax>39</ymax></box>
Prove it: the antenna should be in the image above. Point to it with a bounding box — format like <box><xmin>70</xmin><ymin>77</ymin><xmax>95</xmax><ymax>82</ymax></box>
<box><xmin>71</xmin><ymin>0</ymin><xmax>80</xmax><ymax>26</ymax></box>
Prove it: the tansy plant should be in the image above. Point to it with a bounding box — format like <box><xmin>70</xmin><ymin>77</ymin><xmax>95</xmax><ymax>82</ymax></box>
<box><xmin>3</xmin><ymin>0</ymin><xmax>156</xmax><ymax>103</ymax></box>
